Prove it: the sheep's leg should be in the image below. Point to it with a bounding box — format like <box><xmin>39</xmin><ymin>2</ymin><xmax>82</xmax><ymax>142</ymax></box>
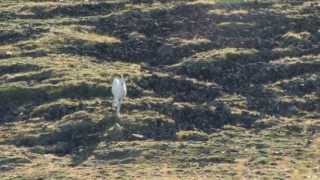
<box><xmin>112</xmin><ymin>98</ymin><xmax>117</xmax><ymax>107</ymax></box>
<box><xmin>119</xmin><ymin>97</ymin><xmax>124</xmax><ymax>113</ymax></box>
<box><xmin>113</xmin><ymin>98</ymin><xmax>120</xmax><ymax>117</ymax></box>
<box><xmin>116</xmin><ymin>103</ymin><xmax>121</xmax><ymax>117</ymax></box>
<box><xmin>115</xmin><ymin>97</ymin><xmax>125</xmax><ymax>117</ymax></box>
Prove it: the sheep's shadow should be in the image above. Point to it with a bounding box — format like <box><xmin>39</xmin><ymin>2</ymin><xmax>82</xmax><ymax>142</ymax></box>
<box><xmin>6</xmin><ymin>111</ymin><xmax>122</xmax><ymax>166</ymax></box>
<box><xmin>69</xmin><ymin>113</ymin><xmax>120</xmax><ymax>166</ymax></box>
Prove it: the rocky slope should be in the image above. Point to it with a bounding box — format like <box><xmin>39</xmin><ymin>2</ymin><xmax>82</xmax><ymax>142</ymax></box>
<box><xmin>0</xmin><ymin>0</ymin><xmax>319</xmax><ymax>179</ymax></box>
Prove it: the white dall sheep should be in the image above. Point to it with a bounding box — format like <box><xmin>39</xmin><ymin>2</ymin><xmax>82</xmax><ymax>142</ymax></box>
<box><xmin>111</xmin><ymin>75</ymin><xmax>127</xmax><ymax>117</ymax></box>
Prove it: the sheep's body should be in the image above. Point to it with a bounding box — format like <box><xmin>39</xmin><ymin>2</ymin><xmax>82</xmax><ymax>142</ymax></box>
<box><xmin>112</xmin><ymin>76</ymin><xmax>127</xmax><ymax>116</ymax></box>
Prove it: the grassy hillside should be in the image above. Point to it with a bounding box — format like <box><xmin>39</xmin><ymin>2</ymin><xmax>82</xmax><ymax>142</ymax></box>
<box><xmin>0</xmin><ymin>0</ymin><xmax>319</xmax><ymax>179</ymax></box>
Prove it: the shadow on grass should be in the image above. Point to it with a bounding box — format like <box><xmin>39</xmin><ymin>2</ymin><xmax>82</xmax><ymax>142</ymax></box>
<box><xmin>55</xmin><ymin>0</ymin><xmax>320</xmax><ymax>120</ymax></box>
<box><xmin>0</xmin><ymin>26</ymin><xmax>48</xmax><ymax>46</ymax></box>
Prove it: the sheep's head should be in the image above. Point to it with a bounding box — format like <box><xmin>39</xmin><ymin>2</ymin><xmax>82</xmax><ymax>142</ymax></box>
<box><xmin>120</xmin><ymin>74</ymin><xmax>128</xmax><ymax>84</ymax></box>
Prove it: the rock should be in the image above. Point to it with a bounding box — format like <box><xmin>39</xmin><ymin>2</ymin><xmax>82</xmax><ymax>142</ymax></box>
<box><xmin>131</xmin><ymin>133</ymin><xmax>145</xmax><ymax>140</ymax></box>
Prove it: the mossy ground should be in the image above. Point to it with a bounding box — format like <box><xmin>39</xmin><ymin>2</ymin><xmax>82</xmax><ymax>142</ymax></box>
<box><xmin>0</xmin><ymin>0</ymin><xmax>319</xmax><ymax>179</ymax></box>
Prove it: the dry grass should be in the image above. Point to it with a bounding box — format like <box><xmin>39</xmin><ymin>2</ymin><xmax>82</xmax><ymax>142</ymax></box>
<box><xmin>52</xmin><ymin>26</ymin><xmax>121</xmax><ymax>44</ymax></box>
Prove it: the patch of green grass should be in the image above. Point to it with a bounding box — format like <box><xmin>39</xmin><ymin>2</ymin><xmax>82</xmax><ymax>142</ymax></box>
<box><xmin>176</xmin><ymin>130</ymin><xmax>209</xmax><ymax>141</ymax></box>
